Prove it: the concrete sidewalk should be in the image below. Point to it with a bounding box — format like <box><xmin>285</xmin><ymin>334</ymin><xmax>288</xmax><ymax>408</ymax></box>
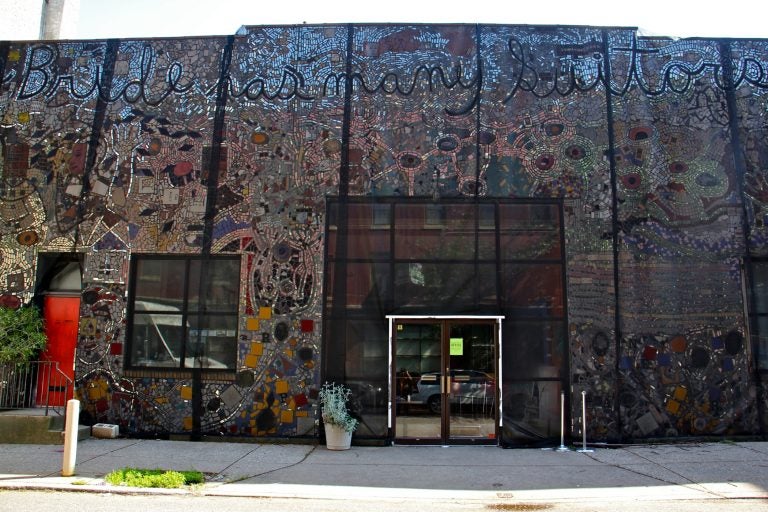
<box><xmin>0</xmin><ymin>439</ymin><xmax>767</xmax><ymax>503</ymax></box>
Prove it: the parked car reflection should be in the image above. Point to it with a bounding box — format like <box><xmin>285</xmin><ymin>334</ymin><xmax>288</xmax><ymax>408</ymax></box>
<box><xmin>397</xmin><ymin>369</ymin><xmax>495</xmax><ymax>414</ymax></box>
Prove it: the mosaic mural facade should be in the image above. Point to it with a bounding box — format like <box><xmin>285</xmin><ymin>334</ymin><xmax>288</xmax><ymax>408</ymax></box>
<box><xmin>0</xmin><ymin>25</ymin><xmax>766</xmax><ymax>444</ymax></box>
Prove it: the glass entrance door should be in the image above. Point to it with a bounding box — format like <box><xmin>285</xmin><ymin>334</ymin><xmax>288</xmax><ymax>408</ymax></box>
<box><xmin>393</xmin><ymin>318</ymin><xmax>498</xmax><ymax>444</ymax></box>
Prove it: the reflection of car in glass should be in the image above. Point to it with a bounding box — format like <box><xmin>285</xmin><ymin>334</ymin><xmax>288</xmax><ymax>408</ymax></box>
<box><xmin>406</xmin><ymin>370</ymin><xmax>495</xmax><ymax>413</ymax></box>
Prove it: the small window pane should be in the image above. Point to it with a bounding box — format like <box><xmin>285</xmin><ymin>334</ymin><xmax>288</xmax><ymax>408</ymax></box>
<box><xmin>187</xmin><ymin>260</ymin><xmax>201</xmax><ymax>310</ymax></box>
<box><xmin>345</xmin><ymin>319</ymin><xmax>389</xmax><ymax>379</ymax></box>
<box><xmin>344</xmin><ymin>317</ymin><xmax>389</xmax><ymax>435</ymax></box>
<box><xmin>130</xmin><ymin>312</ymin><xmax>184</xmax><ymax>368</ymax></box>
<box><xmin>204</xmin><ymin>259</ymin><xmax>240</xmax><ymax>312</ymax></box>
<box><xmin>394</xmin><ymin>262</ymin><xmax>496</xmax><ymax>310</ymax></box>
<box><xmin>502</xmin><ymin>320</ymin><xmax>566</xmax><ymax>379</ymax></box>
<box><xmin>501</xmin><ymin>264</ymin><xmax>564</xmax><ymax>316</ymax></box>
<box><xmin>756</xmin><ymin>317</ymin><xmax>768</xmax><ymax>370</ymax></box>
<box><xmin>349</xmin><ymin>204</ymin><xmax>391</xmax><ymax>258</ymax></box>
<box><xmin>344</xmin><ymin>262</ymin><xmax>390</xmax><ymax>311</ymax></box>
<box><xmin>499</xmin><ymin>204</ymin><xmax>561</xmax><ymax>260</ymax></box>
<box><xmin>134</xmin><ymin>259</ymin><xmax>186</xmax><ymax>307</ymax></box>
<box><xmin>188</xmin><ymin>315</ymin><xmax>238</xmax><ymax>369</ymax></box>
<box><xmin>752</xmin><ymin>263</ymin><xmax>768</xmax><ymax>314</ymax></box>
<box><xmin>394</xmin><ymin>204</ymin><xmax>477</xmax><ymax>260</ymax></box>
<box><xmin>502</xmin><ymin>380</ymin><xmax>563</xmax><ymax>443</ymax></box>
<box><xmin>479</xmin><ymin>204</ymin><xmax>495</xmax><ymax>229</ymax></box>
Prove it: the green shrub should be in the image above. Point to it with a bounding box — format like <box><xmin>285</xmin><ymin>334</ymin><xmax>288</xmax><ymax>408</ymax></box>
<box><xmin>0</xmin><ymin>306</ymin><xmax>47</xmax><ymax>364</ymax></box>
<box><xmin>104</xmin><ymin>468</ymin><xmax>204</xmax><ymax>488</ymax></box>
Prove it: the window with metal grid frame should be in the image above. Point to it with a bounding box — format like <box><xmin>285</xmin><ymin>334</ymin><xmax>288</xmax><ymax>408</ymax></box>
<box><xmin>126</xmin><ymin>255</ymin><xmax>240</xmax><ymax>370</ymax></box>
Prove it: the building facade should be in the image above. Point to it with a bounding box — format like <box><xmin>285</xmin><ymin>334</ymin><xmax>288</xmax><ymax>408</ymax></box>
<box><xmin>0</xmin><ymin>24</ymin><xmax>766</xmax><ymax>446</ymax></box>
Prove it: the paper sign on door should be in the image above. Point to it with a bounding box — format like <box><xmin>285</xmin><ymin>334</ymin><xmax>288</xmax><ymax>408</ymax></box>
<box><xmin>450</xmin><ymin>337</ymin><xmax>464</xmax><ymax>356</ymax></box>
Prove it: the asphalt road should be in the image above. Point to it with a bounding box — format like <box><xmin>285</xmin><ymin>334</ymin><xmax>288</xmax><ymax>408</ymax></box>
<box><xmin>1</xmin><ymin>490</ymin><xmax>767</xmax><ymax>512</ymax></box>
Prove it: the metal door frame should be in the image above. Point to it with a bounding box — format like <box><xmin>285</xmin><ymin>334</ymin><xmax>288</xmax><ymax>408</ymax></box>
<box><xmin>386</xmin><ymin>315</ymin><xmax>504</xmax><ymax>443</ymax></box>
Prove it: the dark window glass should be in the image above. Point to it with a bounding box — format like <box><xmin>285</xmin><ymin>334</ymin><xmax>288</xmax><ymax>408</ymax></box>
<box><xmin>188</xmin><ymin>259</ymin><xmax>201</xmax><ymax>310</ymax></box>
<box><xmin>327</xmin><ymin>203</ymin><xmax>392</xmax><ymax>260</ymax></box>
<box><xmin>326</xmin><ymin>203</ymin><xmax>339</xmax><ymax>260</ymax></box>
<box><xmin>502</xmin><ymin>380</ymin><xmax>564</xmax><ymax>443</ymax></box>
<box><xmin>188</xmin><ymin>314</ymin><xmax>238</xmax><ymax>369</ymax></box>
<box><xmin>752</xmin><ymin>263</ymin><xmax>768</xmax><ymax>314</ymax></box>
<box><xmin>499</xmin><ymin>204</ymin><xmax>561</xmax><ymax>260</ymax></box>
<box><xmin>751</xmin><ymin>261</ymin><xmax>768</xmax><ymax>370</ymax></box>
<box><xmin>128</xmin><ymin>256</ymin><xmax>240</xmax><ymax>370</ymax></box>
<box><xmin>200</xmin><ymin>258</ymin><xmax>240</xmax><ymax>312</ymax></box>
<box><xmin>395</xmin><ymin>322</ymin><xmax>441</xmax><ymax>375</ymax></box>
<box><xmin>348</xmin><ymin>204</ymin><xmax>391</xmax><ymax>259</ymax></box>
<box><xmin>500</xmin><ymin>264</ymin><xmax>564</xmax><ymax>316</ymax></box>
<box><xmin>134</xmin><ymin>259</ymin><xmax>186</xmax><ymax>306</ymax></box>
<box><xmin>393</xmin><ymin>262</ymin><xmax>496</xmax><ymax>310</ymax></box>
<box><xmin>130</xmin><ymin>312</ymin><xmax>184</xmax><ymax>367</ymax></box>
<box><xmin>344</xmin><ymin>262</ymin><xmax>391</xmax><ymax>312</ymax></box>
<box><xmin>344</xmin><ymin>319</ymin><xmax>389</xmax><ymax>380</ymax></box>
<box><xmin>449</xmin><ymin>323</ymin><xmax>495</xmax><ymax>375</ymax></box>
<box><xmin>343</xmin><ymin>319</ymin><xmax>389</xmax><ymax>436</ymax></box>
<box><xmin>394</xmin><ymin>204</ymin><xmax>478</xmax><ymax>260</ymax></box>
<box><xmin>502</xmin><ymin>320</ymin><xmax>566</xmax><ymax>379</ymax></box>
<box><xmin>479</xmin><ymin>203</ymin><xmax>496</xmax><ymax>229</ymax></box>
<box><xmin>755</xmin><ymin>316</ymin><xmax>768</xmax><ymax>370</ymax></box>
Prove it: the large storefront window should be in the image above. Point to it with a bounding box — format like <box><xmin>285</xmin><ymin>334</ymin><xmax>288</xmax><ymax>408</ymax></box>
<box><xmin>126</xmin><ymin>256</ymin><xmax>240</xmax><ymax>370</ymax></box>
<box><xmin>324</xmin><ymin>198</ymin><xmax>567</xmax><ymax>445</ymax></box>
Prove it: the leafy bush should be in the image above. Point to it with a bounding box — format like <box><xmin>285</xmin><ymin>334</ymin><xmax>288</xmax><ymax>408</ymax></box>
<box><xmin>104</xmin><ymin>468</ymin><xmax>204</xmax><ymax>488</ymax></box>
<box><xmin>0</xmin><ymin>306</ymin><xmax>47</xmax><ymax>364</ymax></box>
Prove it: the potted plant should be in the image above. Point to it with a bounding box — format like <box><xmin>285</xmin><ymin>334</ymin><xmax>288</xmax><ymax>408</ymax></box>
<box><xmin>318</xmin><ymin>382</ymin><xmax>358</xmax><ymax>450</ymax></box>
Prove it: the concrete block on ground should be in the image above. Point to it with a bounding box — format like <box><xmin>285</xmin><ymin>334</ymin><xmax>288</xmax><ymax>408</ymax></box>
<box><xmin>91</xmin><ymin>423</ymin><xmax>119</xmax><ymax>438</ymax></box>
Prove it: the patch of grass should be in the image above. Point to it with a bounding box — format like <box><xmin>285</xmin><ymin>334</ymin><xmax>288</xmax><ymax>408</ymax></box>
<box><xmin>105</xmin><ymin>467</ymin><xmax>204</xmax><ymax>488</ymax></box>
<box><xmin>70</xmin><ymin>479</ymin><xmax>89</xmax><ymax>485</ymax></box>
<box><xmin>178</xmin><ymin>470</ymin><xmax>204</xmax><ymax>484</ymax></box>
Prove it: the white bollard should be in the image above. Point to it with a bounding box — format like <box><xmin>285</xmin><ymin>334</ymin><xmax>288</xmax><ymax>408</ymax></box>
<box><xmin>62</xmin><ymin>399</ymin><xmax>80</xmax><ymax>476</ymax></box>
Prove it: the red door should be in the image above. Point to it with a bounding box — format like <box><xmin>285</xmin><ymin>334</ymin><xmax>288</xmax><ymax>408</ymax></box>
<box><xmin>36</xmin><ymin>295</ymin><xmax>80</xmax><ymax>407</ymax></box>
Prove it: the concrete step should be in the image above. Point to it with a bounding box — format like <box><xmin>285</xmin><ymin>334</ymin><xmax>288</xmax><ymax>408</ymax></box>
<box><xmin>0</xmin><ymin>412</ymin><xmax>91</xmax><ymax>444</ymax></box>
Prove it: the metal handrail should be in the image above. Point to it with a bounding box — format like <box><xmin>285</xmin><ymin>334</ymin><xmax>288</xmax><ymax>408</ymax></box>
<box><xmin>0</xmin><ymin>360</ymin><xmax>73</xmax><ymax>416</ymax></box>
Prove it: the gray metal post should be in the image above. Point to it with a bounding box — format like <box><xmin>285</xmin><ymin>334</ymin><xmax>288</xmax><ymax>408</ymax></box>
<box><xmin>577</xmin><ymin>390</ymin><xmax>594</xmax><ymax>453</ymax></box>
<box><xmin>555</xmin><ymin>390</ymin><xmax>569</xmax><ymax>451</ymax></box>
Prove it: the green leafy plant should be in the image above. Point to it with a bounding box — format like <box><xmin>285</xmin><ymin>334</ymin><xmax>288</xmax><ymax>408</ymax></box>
<box><xmin>319</xmin><ymin>382</ymin><xmax>359</xmax><ymax>433</ymax></box>
<box><xmin>0</xmin><ymin>305</ymin><xmax>47</xmax><ymax>364</ymax></box>
<box><xmin>104</xmin><ymin>468</ymin><xmax>204</xmax><ymax>488</ymax></box>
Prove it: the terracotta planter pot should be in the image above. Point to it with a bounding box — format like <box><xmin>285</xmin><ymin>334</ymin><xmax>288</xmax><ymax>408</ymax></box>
<box><xmin>325</xmin><ymin>423</ymin><xmax>352</xmax><ymax>450</ymax></box>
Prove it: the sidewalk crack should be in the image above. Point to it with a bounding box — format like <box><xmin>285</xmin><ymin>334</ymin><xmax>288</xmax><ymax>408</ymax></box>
<box><xmin>581</xmin><ymin>448</ymin><xmax>726</xmax><ymax>499</ymax></box>
<box><xmin>41</xmin><ymin>439</ymin><xmax>146</xmax><ymax>478</ymax></box>
<box><xmin>212</xmin><ymin>445</ymin><xmax>317</xmax><ymax>484</ymax></box>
